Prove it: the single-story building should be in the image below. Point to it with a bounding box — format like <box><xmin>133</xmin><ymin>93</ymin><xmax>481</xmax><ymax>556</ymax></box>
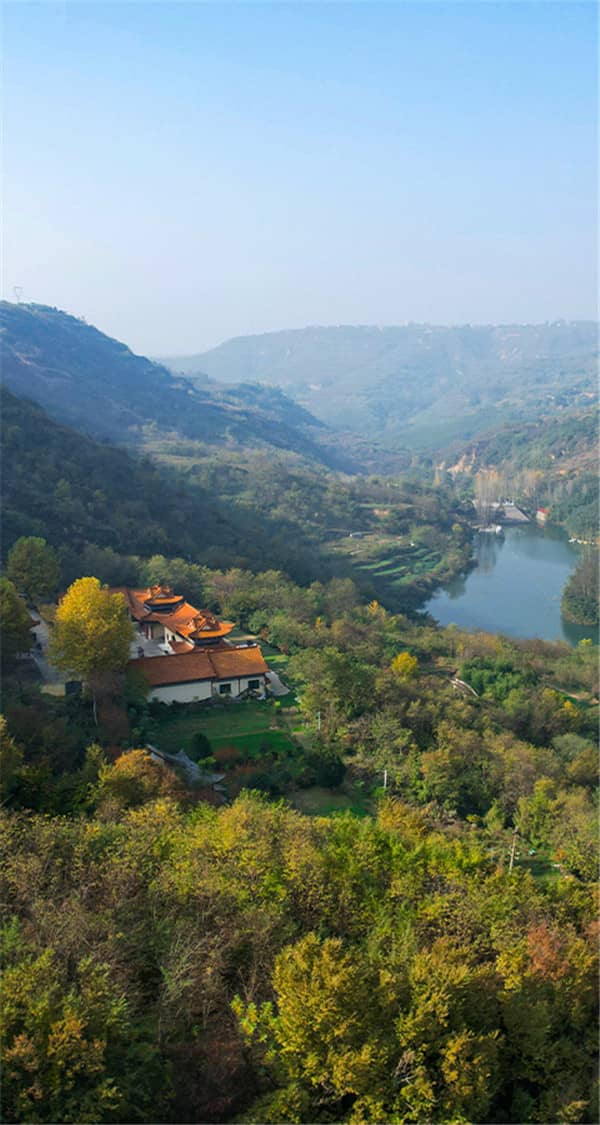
<box><xmin>129</xmin><ymin>643</ymin><xmax>269</xmax><ymax>704</ymax></box>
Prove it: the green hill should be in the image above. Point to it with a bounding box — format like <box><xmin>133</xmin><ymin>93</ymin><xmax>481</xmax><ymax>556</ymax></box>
<box><xmin>0</xmin><ymin>388</ymin><xmax>338</xmax><ymax>583</ymax></box>
<box><xmin>165</xmin><ymin>321</ymin><xmax>597</xmax><ymax>450</ymax></box>
<box><xmin>0</xmin><ymin>302</ymin><xmax>362</xmax><ymax>471</ymax></box>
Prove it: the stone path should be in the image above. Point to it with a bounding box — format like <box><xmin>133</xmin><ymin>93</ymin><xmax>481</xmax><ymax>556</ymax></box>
<box><xmin>267</xmin><ymin>669</ymin><xmax>290</xmax><ymax>696</ymax></box>
<box><xmin>30</xmin><ymin>616</ymin><xmax>64</xmax><ymax>685</ymax></box>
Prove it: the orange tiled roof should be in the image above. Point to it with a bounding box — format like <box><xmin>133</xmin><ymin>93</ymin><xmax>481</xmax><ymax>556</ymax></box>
<box><xmin>208</xmin><ymin>646</ymin><xmax>269</xmax><ymax>679</ymax></box>
<box><xmin>160</xmin><ymin>602</ymin><xmax>235</xmax><ymax>640</ymax></box>
<box><xmin>109</xmin><ymin>587</ymin><xmax>235</xmax><ymax>639</ymax></box>
<box><xmin>129</xmin><ymin>644</ymin><xmax>268</xmax><ymax>688</ymax></box>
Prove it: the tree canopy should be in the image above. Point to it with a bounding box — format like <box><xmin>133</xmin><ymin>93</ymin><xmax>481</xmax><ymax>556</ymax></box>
<box><xmin>6</xmin><ymin>536</ymin><xmax>60</xmax><ymax>605</ymax></box>
<box><xmin>0</xmin><ymin>578</ymin><xmax>33</xmax><ymax>665</ymax></box>
<box><xmin>49</xmin><ymin>578</ymin><xmax>132</xmax><ymax>685</ymax></box>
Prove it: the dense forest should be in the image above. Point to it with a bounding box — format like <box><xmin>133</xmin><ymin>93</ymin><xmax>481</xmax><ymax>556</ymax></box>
<box><xmin>562</xmin><ymin>550</ymin><xmax>599</xmax><ymax>626</ymax></box>
<box><xmin>1</xmin><ymin>388</ymin><xmax>473</xmax><ymax>611</ymax></box>
<box><xmin>1</xmin><ymin>557</ymin><xmax>598</xmax><ymax>1124</ymax></box>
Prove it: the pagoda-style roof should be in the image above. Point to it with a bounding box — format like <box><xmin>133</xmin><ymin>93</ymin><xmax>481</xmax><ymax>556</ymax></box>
<box><xmin>143</xmin><ymin>584</ymin><xmax>184</xmax><ymax>612</ymax></box>
<box><xmin>109</xmin><ymin>586</ymin><xmax>235</xmax><ymax>641</ymax></box>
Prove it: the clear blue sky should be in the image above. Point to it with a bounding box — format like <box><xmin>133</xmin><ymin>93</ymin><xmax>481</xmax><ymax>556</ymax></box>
<box><xmin>3</xmin><ymin>1</ymin><xmax>597</xmax><ymax>353</ymax></box>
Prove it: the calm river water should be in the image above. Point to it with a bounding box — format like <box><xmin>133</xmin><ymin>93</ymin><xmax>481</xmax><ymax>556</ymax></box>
<box><xmin>425</xmin><ymin>525</ymin><xmax>598</xmax><ymax>646</ymax></box>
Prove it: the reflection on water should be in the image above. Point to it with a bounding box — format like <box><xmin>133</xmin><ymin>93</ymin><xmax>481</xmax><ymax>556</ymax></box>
<box><xmin>477</xmin><ymin>533</ymin><xmax>504</xmax><ymax>575</ymax></box>
<box><xmin>445</xmin><ymin>573</ymin><xmax>468</xmax><ymax>600</ymax></box>
<box><xmin>425</xmin><ymin>526</ymin><xmax>598</xmax><ymax>646</ymax></box>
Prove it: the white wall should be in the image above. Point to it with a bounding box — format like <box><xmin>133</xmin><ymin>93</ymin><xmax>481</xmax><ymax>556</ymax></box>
<box><xmin>149</xmin><ymin>681</ymin><xmax>213</xmax><ymax>704</ymax></box>
<box><xmin>148</xmin><ymin>674</ymin><xmax>267</xmax><ymax>705</ymax></box>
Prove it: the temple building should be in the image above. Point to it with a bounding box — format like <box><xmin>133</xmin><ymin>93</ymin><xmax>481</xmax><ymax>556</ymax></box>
<box><xmin>113</xmin><ymin>585</ymin><xmax>270</xmax><ymax>703</ymax></box>
<box><xmin>110</xmin><ymin>585</ymin><xmax>235</xmax><ymax>650</ymax></box>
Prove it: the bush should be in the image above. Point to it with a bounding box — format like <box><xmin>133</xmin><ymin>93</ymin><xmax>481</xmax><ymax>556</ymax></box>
<box><xmin>196</xmin><ymin>755</ymin><xmax>217</xmax><ymax>772</ymax></box>
<box><xmin>189</xmin><ymin>731</ymin><xmax>212</xmax><ymax>761</ymax></box>
<box><xmin>306</xmin><ymin>746</ymin><xmax>346</xmax><ymax>788</ymax></box>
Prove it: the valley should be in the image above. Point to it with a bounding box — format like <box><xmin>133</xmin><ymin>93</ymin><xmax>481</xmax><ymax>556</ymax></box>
<box><xmin>2</xmin><ymin>6</ymin><xmax>597</xmax><ymax>1123</ymax></box>
<box><xmin>1</xmin><ymin>301</ymin><xmax>597</xmax><ymax>1125</ymax></box>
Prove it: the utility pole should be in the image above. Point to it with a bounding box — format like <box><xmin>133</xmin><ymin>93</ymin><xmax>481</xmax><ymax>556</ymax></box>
<box><xmin>383</xmin><ymin>768</ymin><xmax>388</xmax><ymax>791</ymax></box>
<box><xmin>508</xmin><ymin>827</ymin><xmax>518</xmax><ymax>873</ymax></box>
<box><xmin>316</xmin><ymin>711</ymin><xmax>321</xmax><ymax>733</ymax></box>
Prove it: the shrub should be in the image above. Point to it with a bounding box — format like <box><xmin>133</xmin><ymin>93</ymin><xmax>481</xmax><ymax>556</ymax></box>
<box><xmin>189</xmin><ymin>730</ymin><xmax>213</xmax><ymax>761</ymax></box>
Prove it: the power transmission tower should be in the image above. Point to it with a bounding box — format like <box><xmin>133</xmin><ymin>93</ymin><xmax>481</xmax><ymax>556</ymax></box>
<box><xmin>13</xmin><ymin>286</ymin><xmax>23</xmax><ymax>303</ymax></box>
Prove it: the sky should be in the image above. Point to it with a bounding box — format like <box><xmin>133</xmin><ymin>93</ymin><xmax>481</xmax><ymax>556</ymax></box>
<box><xmin>2</xmin><ymin>1</ymin><xmax>597</xmax><ymax>354</ymax></box>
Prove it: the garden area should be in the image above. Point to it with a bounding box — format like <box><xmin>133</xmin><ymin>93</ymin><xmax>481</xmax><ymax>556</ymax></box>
<box><xmin>289</xmin><ymin>782</ymin><xmax>374</xmax><ymax>818</ymax></box>
<box><xmin>147</xmin><ymin>698</ymin><xmax>297</xmax><ymax>757</ymax></box>
<box><xmin>144</xmin><ymin>694</ymin><xmax>343</xmax><ymax>799</ymax></box>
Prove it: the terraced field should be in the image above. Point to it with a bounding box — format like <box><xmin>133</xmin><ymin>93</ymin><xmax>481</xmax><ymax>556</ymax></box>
<box><xmin>326</xmin><ymin>533</ymin><xmax>451</xmax><ymax>609</ymax></box>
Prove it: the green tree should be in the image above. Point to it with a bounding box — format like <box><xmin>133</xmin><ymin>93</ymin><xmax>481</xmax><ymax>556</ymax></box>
<box><xmin>233</xmin><ymin>932</ymin><xmax>390</xmax><ymax>1119</ymax></box>
<box><xmin>95</xmin><ymin>749</ymin><xmax>182</xmax><ymax>811</ymax></box>
<box><xmin>561</xmin><ymin>549</ymin><xmax>599</xmax><ymax>626</ymax></box>
<box><xmin>6</xmin><ymin>536</ymin><xmax>60</xmax><ymax>604</ymax></box>
<box><xmin>1</xmin><ymin>931</ymin><xmax>168</xmax><ymax>1123</ymax></box>
<box><xmin>139</xmin><ymin>555</ymin><xmax>208</xmax><ymax>606</ymax></box>
<box><xmin>0</xmin><ymin>577</ymin><xmax>33</xmax><ymax>664</ymax></box>
<box><xmin>0</xmin><ymin>716</ymin><xmax>24</xmax><ymax>803</ymax></box>
<box><xmin>390</xmin><ymin>651</ymin><xmax>419</xmax><ymax>681</ymax></box>
<box><xmin>420</xmin><ymin>721</ymin><xmax>494</xmax><ymax>816</ymax></box>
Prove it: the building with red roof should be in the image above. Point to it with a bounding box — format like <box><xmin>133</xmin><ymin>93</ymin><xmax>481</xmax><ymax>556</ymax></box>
<box><xmin>115</xmin><ymin>585</ymin><xmax>270</xmax><ymax>702</ymax></box>
<box><xmin>129</xmin><ymin>644</ymin><xmax>269</xmax><ymax>703</ymax></box>
<box><xmin>110</xmin><ymin>585</ymin><xmax>235</xmax><ymax>648</ymax></box>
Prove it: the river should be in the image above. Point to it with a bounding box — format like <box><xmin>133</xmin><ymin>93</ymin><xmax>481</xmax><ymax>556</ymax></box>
<box><xmin>425</xmin><ymin>525</ymin><xmax>598</xmax><ymax>645</ymax></box>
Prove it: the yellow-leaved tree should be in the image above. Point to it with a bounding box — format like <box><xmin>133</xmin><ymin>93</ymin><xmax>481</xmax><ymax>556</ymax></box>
<box><xmin>390</xmin><ymin>651</ymin><xmax>419</xmax><ymax>681</ymax></box>
<box><xmin>49</xmin><ymin>577</ymin><xmax>132</xmax><ymax>719</ymax></box>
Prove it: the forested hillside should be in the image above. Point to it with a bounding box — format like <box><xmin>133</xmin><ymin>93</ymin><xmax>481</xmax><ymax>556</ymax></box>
<box><xmin>166</xmin><ymin>321</ymin><xmax>597</xmax><ymax>450</ymax></box>
<box><xmin>0</xmin><ymin>303</ymin><xmax>365</xmax><ymax>471</ymax></box>
<box><xmin>2</xmin><ymin>560</ymin><xmax>598</xmax><ymax>1124</ymax></box>
<box><xmin>0</xmin><ymin>389</ymin><xmax>332</xmax><ymax>584</ymax></box>
<box><xmin>0</xmin><ymin>388</ymin><xmax>472</xmax><ymax>608</ymax></box>
<box><xmin>447</xmin><ymin>411</ymin><xmax>599</xmax><ymax>540</ymax></box>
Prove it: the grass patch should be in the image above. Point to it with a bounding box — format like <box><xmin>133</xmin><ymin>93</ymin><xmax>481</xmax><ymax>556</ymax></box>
<box><xmin>149</xmin><ymin>697</ymin><xmax>303</xmax><ymax>759</ymax></box>
<box><xmin>213</xmin><ymin>728</ymin><xmax>296</xmax><ymax>761</ymax></box>
<box><xmin>289</xmin><ymin>785</ymin><xmax>374</xmax><ymax>818</ymax></box>
<box><xmin>149</xmin><ymin>699</ymin><xmax>281</xmax><ymax>754</ymax></box>
<box><xmin>514</xmin><ymin>852</ymin><xmax>563</xmax><ymax>882</ymax></box>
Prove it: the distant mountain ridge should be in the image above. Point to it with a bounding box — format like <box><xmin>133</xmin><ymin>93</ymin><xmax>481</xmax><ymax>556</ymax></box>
<box><xmin>164</xmin><ymin>322</ymin><xmax>598</xmax><ymax>451</ymax></box>
<box><xmin>0</xmin><ymin>303</ymin><xmax>363</xmax><ymax>471</ymax></box>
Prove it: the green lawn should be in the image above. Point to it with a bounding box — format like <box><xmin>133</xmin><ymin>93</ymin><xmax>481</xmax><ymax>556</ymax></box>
<box><xmin>260</xmin><ymin>641</ymin><xmax>291</xmax><ymax>674</ymax></box>
<box><xmin>289</xmin><ymin>785</ymin><xmax>374</xmax><ymax>818</ymax></box>
<box><xmin>149</xmin><ymin>699</ymin><xmax>281</xmax><ymax>754</ymax></box>
<box><xmin>148</xmin><ymin>702</ymin><xmax>299</xmax><ymax>756</ymax></box>
<box><xmin>514</xmin><ymin>852</ymin><xmax>563</xmax><ymax>882</ymax></box>
<box><xmin>213</xmin><ymin>729</ymin><xmax>296</xmax><ymax>760</ymax></box>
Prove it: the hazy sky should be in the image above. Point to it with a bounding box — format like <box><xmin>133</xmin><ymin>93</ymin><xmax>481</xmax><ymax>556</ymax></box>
<box><xmin>3</xmin><ymin>2</ymin><xmax>597</xmax><ymax>354</ymax></box>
